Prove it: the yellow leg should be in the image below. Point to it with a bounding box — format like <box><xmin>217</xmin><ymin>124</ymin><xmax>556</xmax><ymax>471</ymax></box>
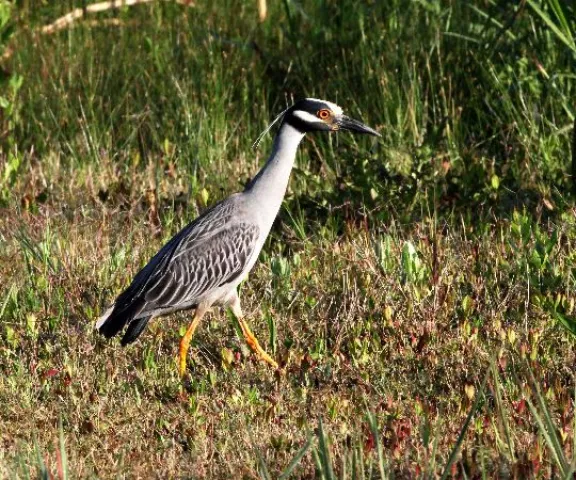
<box><xmin>230</xmin><ymin>296</ymin><xmax>278</xmax><ymax>369</ymax></box>
<box><xmin>179</xmin><ymin>308</ymin><xmax>205</xmax><ymax>377</ymax></box>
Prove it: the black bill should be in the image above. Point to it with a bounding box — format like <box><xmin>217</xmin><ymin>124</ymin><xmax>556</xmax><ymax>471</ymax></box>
<box><xmin>337</xmin><ymin>115</ymin><xmax>381</xmax><ymax>137</ymax></box>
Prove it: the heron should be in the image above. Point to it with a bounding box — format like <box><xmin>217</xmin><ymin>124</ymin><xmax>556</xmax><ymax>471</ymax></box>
<box><xmin>96</xmin><ymin>98</ymin><xmax>380</xmax><ymax>377</ymax></box>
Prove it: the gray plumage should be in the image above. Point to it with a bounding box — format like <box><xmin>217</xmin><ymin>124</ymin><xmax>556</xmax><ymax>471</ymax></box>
<box><xmin>96</xmin><ymin>98</ymin><xmax>380</xmax><ymax>354</ymax></box>
<box><xmin>97</xmin><ymin>196</ymin><xmax>259</xmax><ymax>343</ymax></box>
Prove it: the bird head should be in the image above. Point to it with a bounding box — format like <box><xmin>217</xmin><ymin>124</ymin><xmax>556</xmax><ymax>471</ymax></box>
<box><xmin>282</xmin><ymin>98</ymin><xmax>381</xmax><ymax>137</ymax></box>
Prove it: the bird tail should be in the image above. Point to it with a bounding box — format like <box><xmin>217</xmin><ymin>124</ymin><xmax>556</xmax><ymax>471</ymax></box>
<box><xmin>121</xmin><ymin>316</ymin><xmax>151</xmax><ymax>345</ymax></box>
<box><xmin>96</xmin><ymin>300</ymin><xmax>149</xmax><ymax>344</ymax></box>
<box><xmin>96</xmin><ymin>305</ymin><xmax>115</xmax><ymax>330</ymax></box>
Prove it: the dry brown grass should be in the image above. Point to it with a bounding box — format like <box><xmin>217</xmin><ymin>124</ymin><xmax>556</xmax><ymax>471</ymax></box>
<box><xmin>1</xmin><ymin>155</ymin><xmax>575</xmax><ymax>477</ymax></box>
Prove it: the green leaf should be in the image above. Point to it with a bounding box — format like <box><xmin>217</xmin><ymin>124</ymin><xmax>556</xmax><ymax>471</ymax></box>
<box><xmin>490</xmin><ymin>174</ymin><xmax>500</xmax><ymax>190</ymax></box>
<box><xmin>551</xmin><ymin>309</ymin><xmax>576</xmax><ymax>337</ymax></box>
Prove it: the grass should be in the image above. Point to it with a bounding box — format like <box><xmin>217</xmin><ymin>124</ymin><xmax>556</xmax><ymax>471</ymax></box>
<box><xmin>1</xmin><ymin>0</ymin><xmax>576</xmax><ymax>477</ymax></box>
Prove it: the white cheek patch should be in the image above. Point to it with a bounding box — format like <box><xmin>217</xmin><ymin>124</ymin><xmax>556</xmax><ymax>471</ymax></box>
<box><xmin>305</xmin><ymin>98</ymin><xmax>343</xmax><ymax>115</ymax></box>
<box><xmin>292</xmin><ymin>110</ymin><xmax>323</xmax><ymax>124</ymax></box>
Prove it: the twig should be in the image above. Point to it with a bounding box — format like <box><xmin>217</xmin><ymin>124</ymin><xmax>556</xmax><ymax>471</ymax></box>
<box><xmin>1</xmin><ymin>0</ymin><xmax>196</xmax><ymax>62</ymax></box>
<box><xmin>68</xmin><ymin>18</ymin><xmax>127</xmax><ymax>29</ymax></box>
<box><xmin>258</xmin><ymin>0</ymin><xmax>267</xmax><ymax>22</ymax></box>
<box><xmin>41</xmin><ymin>0</ymin><xmax>195</xmax><ymax>35</ymax></box>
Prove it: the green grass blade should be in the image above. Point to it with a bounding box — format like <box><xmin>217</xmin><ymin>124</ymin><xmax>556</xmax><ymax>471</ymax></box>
<box><xmin>525</xmin><ymin>396</ymin><xmax>567</xmax><ymax>474</ymax></box>
<box><xmin>545</xmin><ymin>0</ymin><xmax>574</xmax><ymax>47</ymax></box>
<box><xmin>550</xmin><ymin>309</ymin><xmax>576</xmax><ymax>337</ymax></box>
<box><xmin>35</xmin><ymin>441</ymin><xmax>48</xmax><ymax>480</ymax></box>
<box><xmin>0</xmin><ymin>283</ymin><xmax>16</xmax><ymax>321</ymax></box>
<box><xmin>366</xmin><ymin>410</ymin><xmax>387</xmax><ymax>480</ymax></box>
<box><xmin>340</xmin><ymin>451</ymin><xmax>348</xmax><ymax>480</ymax></box>
<box><xmin>490</xmin><ymin>361</ymin><xmax>515</xmax><ymax>460</ymax></box>
<box><xmin>440</xmin><ymin>369</ymin><xmax>489</xmax><ymax>480</ymax></box>
<box><xmin>563</xmin><ymin>462</ymin><xmax>576</xmax><ymax>480</ymax></box>
<box><xmin>317</xmin><ymin>418</ymin><xmax>336</xmax><ymax>480</ymax></box>
<box><xmin>256</xmin><ymin>450</ymin><xmax>273</xmax><ymax>480</ymax></box>
<box><xmin>312</xmin><ymin>447</ymin><xmax>324</xmax><ymax>478</ymax></box>
<box><xmin>527</xmin><ymin>0</ymin><xmax>576</xmax><ymax>53</ymax></box>
<box><xmin>266</xmin><ymin>310</ymin><xmax>277</xmax><ymax>356</ymax></box>
<box><xmin>526</xmin><ymin>367</ymin><xmax>569</xmax><ymax>473</ymax></box>
<box><xmin>278</xmin><ymin>435</ymin><xmax>313</xmax><ymax>480</ymax></box>
<box><xmin>351</xmin><ymin>446</ymin><xmax>365</xmax><ymax>480</ymax></box>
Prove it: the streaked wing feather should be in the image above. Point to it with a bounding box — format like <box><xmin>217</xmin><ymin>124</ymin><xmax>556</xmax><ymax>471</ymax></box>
<box><xmin>113</xmin><ymin>198</ymin><xmax>240</xmax><ymax>312</ymax></box>
<box><xmin>144</xmin><ymin>222</ymin><xmax>259</xmax><ymax>307</ymax></box>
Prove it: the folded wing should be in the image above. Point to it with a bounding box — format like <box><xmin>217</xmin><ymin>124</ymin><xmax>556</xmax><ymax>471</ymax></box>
<box><xmin>97</xmin><ymin>198</ymin><xmax>260</xmax><ymax>343</ymax></box>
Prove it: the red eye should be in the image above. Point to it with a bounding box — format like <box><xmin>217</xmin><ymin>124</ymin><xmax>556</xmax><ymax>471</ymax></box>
<box><xmin>318</xmin><ymin>109</ymin><xmax>330</xmax><ymax>120</ymax></box>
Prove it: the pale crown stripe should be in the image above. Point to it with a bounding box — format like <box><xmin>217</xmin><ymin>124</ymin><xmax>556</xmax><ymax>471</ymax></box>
<box><xmin>305</xmin><ymin>98</ymin><xmax>343</xmax><ymax>115</ymax></box>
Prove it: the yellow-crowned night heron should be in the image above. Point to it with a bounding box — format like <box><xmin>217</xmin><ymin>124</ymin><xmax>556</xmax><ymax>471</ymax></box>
<box><xmin>96</xmin><ymin>98</ymin><xmax>380</xmax><ymax>376</ymax></box>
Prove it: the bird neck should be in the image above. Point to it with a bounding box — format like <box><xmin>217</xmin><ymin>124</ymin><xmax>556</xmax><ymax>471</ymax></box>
<box><xmin>245</xmin><ymin>123</ymin><xmax>305</xmax><ymax>211</ymax></box>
